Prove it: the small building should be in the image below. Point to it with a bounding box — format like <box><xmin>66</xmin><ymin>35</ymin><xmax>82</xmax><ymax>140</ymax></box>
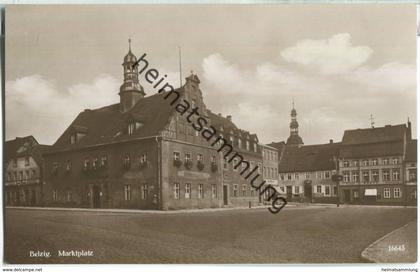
<box><xmin>277</xmin><ymin>141</ymin><xmax>340</xmax><ymax>203</ymax></box>
<box><xmin>5</xmin><ymin>136</ymin><xmax>51</xmax><ymax>206</ymax></box>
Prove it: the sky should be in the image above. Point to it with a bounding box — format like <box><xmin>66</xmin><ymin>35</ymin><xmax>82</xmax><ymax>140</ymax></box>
<box><xmin>5</xmin><ymin>5</ymin><xmax>417</xmax><ymax>145</ymax></box>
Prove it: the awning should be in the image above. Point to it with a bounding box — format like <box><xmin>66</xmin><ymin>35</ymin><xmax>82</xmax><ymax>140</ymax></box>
<box><xmin>364</xmin><ymin>189</ymin><xmax>377</xmax><ymax>196</ymax></box>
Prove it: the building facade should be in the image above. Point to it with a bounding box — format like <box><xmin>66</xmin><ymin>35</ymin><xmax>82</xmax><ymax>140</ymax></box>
<box><xmin>261</xmin><ymin>144</ymin><xmax>279</xmax><ymax>202</ymax></box>
<box><xmin>5</xmin><ymin>136</ymin><xmax>51</xmax><ymax>206</ymax></box>
<box><xmin>338</xmin><ymin>123</ymin><xmax>415</xmax><ymax>205</ymax></box>
<box><xmin>42</xmin><ymin>43</ymin><xmax>263</xmax><ymax>210</ymax></box>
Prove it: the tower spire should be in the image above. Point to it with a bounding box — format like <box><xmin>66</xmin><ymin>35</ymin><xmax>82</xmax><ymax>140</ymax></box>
<box><xmin>370</xmin><ymin>114</ymin><xmax>375</xmax><ymax>128</ymax></box>
<box><xmin>286</xmin><ymin>100</ymin><xmax>304</xmax><ymax>147</ymax></box>
<box><xmin>128</xmin><ymin>38</ymin><xmax>131</xmax><ymax>51</ymax></box>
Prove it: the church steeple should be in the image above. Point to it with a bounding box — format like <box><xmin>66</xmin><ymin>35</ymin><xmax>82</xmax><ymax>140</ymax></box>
<box><xmin>119</xmin><ymin>39</ymin><xmax>145</xmax><ymax>113</ymax></box>
<box><xmin>286</xmin><ymin>100</ymin><xmax>304</xmax><ymax>147</ymax></box>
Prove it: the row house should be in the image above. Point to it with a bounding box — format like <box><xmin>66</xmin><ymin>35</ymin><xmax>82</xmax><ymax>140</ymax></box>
<box><xmin>276</xmin><ymin>141</ymin><xmax>340</xmax><ymax>203</ymax></box>
<box><xmin>338</xmin><ymin>123</ymin><xmax>415</xmax><ymax>205</ymax></box>
<box><xmin>261</xmin><ymin>144</ymin><xmax>279</xmax><ymax>202</ymax></box>
<box><xmin>5</xmin><ymin>136</ymin><xmax>51</xmax><ymax>206</ymax></box>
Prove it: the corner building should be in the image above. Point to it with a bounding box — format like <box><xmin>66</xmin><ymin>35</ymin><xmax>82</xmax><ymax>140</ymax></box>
<box><xmin>43</xmin><ymin>43</ymin><xmax>262</xmax><ymax>210</ymax></box>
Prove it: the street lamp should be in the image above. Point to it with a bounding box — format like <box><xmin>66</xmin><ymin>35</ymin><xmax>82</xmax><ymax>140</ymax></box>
<box><xmin>332</xmin><ymin>156</ymin><xmax>343</xmax><ymax>207</ymax></box>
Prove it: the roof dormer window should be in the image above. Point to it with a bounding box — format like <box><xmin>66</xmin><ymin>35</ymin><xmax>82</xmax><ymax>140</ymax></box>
<box><xmin>128</xmin><ymin>121</ymin><xmax>143</xmax><ymax>135</ymax></box>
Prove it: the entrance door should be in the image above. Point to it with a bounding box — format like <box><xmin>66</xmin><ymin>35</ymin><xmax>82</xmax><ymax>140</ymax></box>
<box><xmin>223</xmin><ymin>185</ymin><xmax>228</xmax><ymax>205</ymax></box>
<box><xmin>343</xmin><ymin>189</ymin><xmax>351</xmax><ymax>203</ymax></box>
<box><xmin>92</xmin><ymin>185</ymin><xmax>101</xmax><ymax>208</ymax></box>
<box><xmin>286</xmin><ymin>186</ymin><xmax>293</xmax><ymax>200</ymax></box>
<box><xmin>304</xmin><ymin>183</ymin><xmax>312</xmax><ymax>201</ymax></box>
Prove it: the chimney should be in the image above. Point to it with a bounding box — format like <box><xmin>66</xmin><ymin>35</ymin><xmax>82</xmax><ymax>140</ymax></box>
<box><xmin>407</xmin><ymin>119</ymin><xmax>412</xmax><ymax>140</ymax></box>
<box><xmin>227</xmin><ymin>115</ymin><xmax>232</xmax><ymax>121</ymax></box>
<box><xmin>329</xmin><ymin>139</ymin><xmax>333</xmax><ymax>144</ymax></box>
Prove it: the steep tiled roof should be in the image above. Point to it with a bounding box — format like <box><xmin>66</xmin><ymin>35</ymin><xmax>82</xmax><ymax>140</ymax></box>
<box><xmin>5</xmin><ymin>136</ymin><xmax>38</xmax><ymax>162</ymax></box>
<box><xmin>207</xmin><ymin>111</ymin><xmax>258</xmax><ymax>142</ymax></box>
<box><xmin>342</xmin><ymin>124</ymin><xmax>407</xmax><ymax>145</ymax></box>
<box><xmin>279</xmin><ymin>143</ymin><xmax>340</xmax><ymax>172</ymax></box>
<box><xmin>51</xmin><ymin>90</ymin><xmax>181</xmax><ymax>152</ymax></box>
<box><xmin>340</xmin><ymin>124</ymin><xmax>408</xmax><ymax>158</ymax></box>
<box><xmin>405</xmin><ymin>139</ymin><xmax>417</xmax><ymax>162</ymax></box>
<box><xmin>5</xmin><ymin>136</ymin><xmax>51</xmax><ymax>166</ymax></box>
<box><xmin>207</xmin><ymin>111</ymin><xmax>238</xmax><ymax>131</ymax></box>
<box><xmin>340</xmin><ymin>141</ymin><xmax>404</xmax><ymax>159</ymax></box>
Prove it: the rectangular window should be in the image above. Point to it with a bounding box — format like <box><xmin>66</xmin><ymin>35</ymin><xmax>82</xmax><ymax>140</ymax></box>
<box><xmin>295</xmin><ymin>173</ymin><xmax>299</xmax><ymax>179</ymax></box>
<box><xmin>198</xmin><ymin>184</ymin><xmax>204</xmax><ymax>199</ymax></box>
<box><xmin>362</xmin><ymin>171</ymin><xmax>370</xmax><ymax>183</ymax></box>
<box><xmin>211</xmin><ymin>155</ymin><xmax>216</xmax><ymax>164</ymax></box>
<box><xmin>174</xmin><ymin>183</ymin><xmax>180</xmax><ymax>199</ymax></box>
<box><xmin>353</xmin><ymin>190</ymin><xmax>359</xmax><ymax>198</ymax></box>
<box><xmin>185</xmin><ymin>153</ymin><xmax>191</xmax><ymax>163</ymax></box>
<box><xmin>325</xmin><ymin>171</ymin><xmax>330</xmax><ymax>179</ymax></box>
<box><xmin>197</xmin><ymin>154</ymin><xmax>203</xmax><ymax>162</ymax></box>
<box><xmin>52</xmin><ymin>189</ymin><xmax>58</xmax><ymax>201</ymax></box>
<box><xmin>333</xmin><ymin>186</ymin><xmax>338</xmax><ymax>196</ymax></box>
<box><xmin>141</xmin><ymin>184</ymin><xmax>148</xmax><ymax>200</ymax></box>
<box><xmin>13</xmin><ymin>158</ymin><xmax>17</xmax><ymax>168</ymax></box>
<box><xmin>92</xmin><ymin>158</ymin><xmax>99</xmax><ymax>169</ymax></box>
<box><xmin>409</xmin><ymin>169</ymin><xmax>417</xmax><ymax>181</ymax></box>
<box><xmin>343</xmin><ymin>171</ymin><xmax>350</xmax><ymax>182</ymax></box>
<box><xmin>287</xmin><ymin>173</ymin><xmax>292</xmax><ymax>180</ymax></box>
<box><xmin>25</xmin><ymin>156</ymin><xmax>30</xmax><ymax>166</ymax></box>
<box><xmin>174</xmin><ymin>151</ymin><xmax>180</xmax><ymax>161</ymax></box>
<box><xmin>392</xmin><ymin>169</ymin><xmax>400</xmax><ymax>180</ymax></box>
<box><xmin>233</xmin><ymin>158</ymin><xmax>238</xmax><ymax>172</ymax></box>
<box><xmin>343</xmin><ymin>161</ymin><xmax>349</xmax><ymax>167</ymax></box>
<box><xmin>362</xmin><ymin>160</ymin><xmax>369</xmax><ymax>166</ymax></box>
<box><xmin>140</xmin><ymin>153</ymin><xmax>148</xmax><ymax>163</ymax></box>
<box><xmin>305</xmin><ymin>172</ymin><xmax>310</xmax><ymax>179</ymax></box>
<box><xmin>233</xmin><ymin>184</ymin><xmax>238</xmax><ymax>197</ymax></box>
<box><xmin>294</xmin><ymin>186</ymin><xmax>300</xmax><ymax>194</ymax></box>
<box><xmin>280</xmin><ymin>174</ymin><xmax>284</xmax><ymax>181</ymax></box>
<box><xmin>67</xmin><ymin>190</ymin><xmax>72</xmax><ymax>202</ymax></box>
<box><xmin>371</xmin><ymin>159</ymin><xmax>378</xmax><ymax>166</ymax></box>
<box><xmin>384</xmin><ymin>188</ymin><xmax>391</xmax><ymax>198</ymax></box>
<box><xmin>101</xmin><ymin>155</ymin><xmax>108</xmax><ymax>168</ymax></box>
<box><xmin>325</xmin><ymin>186</ymin><xmax>330</xmax><ymax>196</ymax></box>
<box><xmin>383</xmin><ymin>158</ymin><xmax>389</xmax><ymax>165</ymax></box>
<box><xmin>258</xmin><ymin>163</ymin><xmax>262</xmax><ymax>174</ymax></box>
<box><xmin>223</xmin><ymin>158</ymin><xmax>228</xmax><ymax>170</ymax></box>
<box><xmin>352</xmin><ymin>160</ymin><xmax>359</xmax><ymax>167</ymax></box>
<box><xmin>372</xmin><ymin>170</ymin><xmax>379</xmax><ymax>182</ymax></box>
<box><xmin>392</xmin><ymin>158</ymin><xmax>399</xmax><ymax>164</ymax></box>
<box><xmin>317</xmin><ymin>186</ymin><xmax>322</xmax><ymax>194</ymax></box>
<box><xmin>394</xmin><ymin>187</ymin><xmax>401</xmax><ymax>198</ymax></box>
<box><xmin>211</xmin><ymin>184</ymin><xmax>217</xmax><ymax>198</ymax></box>
<box><xmin>383</xmin><ymin>169</ymin><xmax>390</xmax><ymax>181</ymax></box>
<box><xmin>123</xmin><ymin>154</ymin><xmax>131</xmax><ymax>169</ymax></box>
<box><xmin>352</xmin><ymin>171</ymin><xmax>359</xmax><ymax>182</ymax></box>
<box><xmin>185</xmin><ymin>183</ymin><xmax>191</xmax><ymax>199</ymax></box>
<box><xmin>242</xmin><ymin>185</ymin><xmax>247</xmax><ymax>196</ymax></box>
<box><xmin>124</xmin><ymin>185</ymin><xmax>131</xmax><ymax>201</ymax></box>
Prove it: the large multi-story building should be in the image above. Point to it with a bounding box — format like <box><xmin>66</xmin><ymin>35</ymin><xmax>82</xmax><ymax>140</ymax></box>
<box><xmin>42</xmin><ymin>42</ymin><xmax>263</xmax><ymax>210</ymax></box>
<box><xmin>338</xmin><ymin>123</ymin><xmax>415</xmax><ymax>205</ymax></box>
<box><xmin>5</xmin><ymin>136</ymin><xmax>51</xmax><ymax>206</ymax></box>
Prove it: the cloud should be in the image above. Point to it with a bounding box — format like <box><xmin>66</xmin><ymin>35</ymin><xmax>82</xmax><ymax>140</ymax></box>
<box><xmin>201</xmin><ymin>35</ymin><xmax>415</xmax><ymax>144</ymax></box>
<box><xmin>281</xmin><ymin>33</ymin><xmax>373</xmax><ymax>74</ymax></box>
<box><xmin>6</xmin><ymin>74</ymin><xmax>120</xmax><ymax>144</ymax></box>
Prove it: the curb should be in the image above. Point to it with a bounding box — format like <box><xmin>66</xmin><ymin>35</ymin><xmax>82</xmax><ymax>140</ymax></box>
<box><xmin>360</xmin><ymin>221</ymin><xmax>415</xmax><ymax>263</ymax></box>
<box><xmin>5</xmin><ymin>204</ymin><xmax>291</xmax><ymax>215</ymax></box>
